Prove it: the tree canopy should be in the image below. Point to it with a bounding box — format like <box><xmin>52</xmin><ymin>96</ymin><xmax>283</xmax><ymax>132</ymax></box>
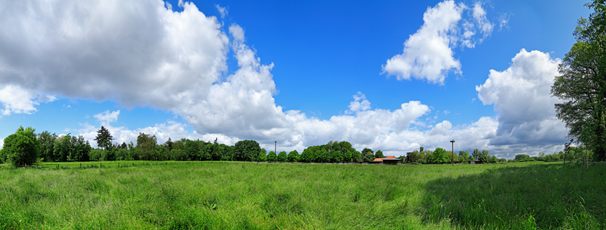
<box><xmin>552</xmin><ymin>0</ymin><xmax>606</xmax><ymax>161</ymax></box>
<box><xmin>1</xmin><ymin>126</ymin><xmax>40</xmax><ymax>166</ymax></box>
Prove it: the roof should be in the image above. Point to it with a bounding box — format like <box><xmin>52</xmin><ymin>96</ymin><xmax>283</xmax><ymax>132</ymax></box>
<box><xmin>373</xmin><ymin>156</ymin><xmax>400</xmax><ymax>162</ymax></box>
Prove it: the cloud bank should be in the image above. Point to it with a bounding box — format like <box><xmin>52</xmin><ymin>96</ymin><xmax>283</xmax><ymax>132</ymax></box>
<box><xmin>0</xmin><ymin>1</ymin><xmax>567</xmax><ymax>158</ymax></box>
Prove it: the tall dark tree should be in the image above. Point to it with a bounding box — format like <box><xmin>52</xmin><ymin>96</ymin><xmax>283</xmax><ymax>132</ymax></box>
<box><xmin>164</xmin><ymin>137</ymin><xmax>173</xmax><ymax>151</ymax></box>
<box><xmin>551</xmin><ymin>1</ymin><xmax>606</xmax><ymax>161</ymax></box>
<box><xmin>94</xmin><ymin>126</ymin><xmax>113</xmax><ymax>153</ymax></box>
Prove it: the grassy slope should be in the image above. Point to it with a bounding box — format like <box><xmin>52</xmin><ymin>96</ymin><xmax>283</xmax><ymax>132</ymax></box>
<box><xmin>0</xmin><ymin>162</ymin><xmax>603</xmax><ymax>229</ymax></box>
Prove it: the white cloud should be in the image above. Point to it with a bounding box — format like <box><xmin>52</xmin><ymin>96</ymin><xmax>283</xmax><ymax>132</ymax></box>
<box><xmin>383</xmin><ymin>0</ymin><xmax>495</xmax><ymax>84</ymax></box>
<box><xmin>348</xmin><ymin>92</ymin><xmax>371</xmax><ymax>113</ymax></box>
<box><xmin>94</xmin><ymin>110</ymin><xmax>120</xmax><ymax>126</ymax></box>
<box><xmin>0</xmin><ymin>0</ymin><xmax>229</xmax><ymax>112</ymax></box>
<box><xmin>476</xmin><ymin>49</ymin><xmax>567</xmax><ymax>147</ymax></box>
<box><xmin>498</xmin><ymin>13</ymin><xmax>511</xmax><ymax>30</ymax></box>
<box><xmin>472</xmin><ymin>2</ymin><xmax>493</xmax><ymax>39</ymax></box>
<box><xmin>216</xmin><ymin>4</ymin><xmax>228</xmax><ymax>18</ymax></box>
<box><xmin>0</xmin><ymin>85</ymin><xmax>38</xmax><ymax>116</ymax></box>
<box><xmin>429</xmin><ymin>120</ymin><xmax>452</xmax><ymax>135</ymax></box>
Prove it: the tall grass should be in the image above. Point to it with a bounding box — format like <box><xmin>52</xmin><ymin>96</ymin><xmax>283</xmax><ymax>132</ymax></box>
<box><xmin>0</xmin><ymin>161</ymin><xmax>603</xmax><ymax>229</ymax></box>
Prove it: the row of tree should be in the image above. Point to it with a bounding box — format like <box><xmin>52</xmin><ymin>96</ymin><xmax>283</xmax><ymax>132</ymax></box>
<box><xmin>514</xmin><ymin>146</ymin><xmax>594</xmax><ymax>163</ymax></box>
<box><xmin>0</xmin><ymin>126</ymin><xmax>392</xmax><ymax>166</ymax></box>
<box><xmin>404</xmin><ymin>147</ymin><xmax>505</xmax><ymax>164</ymax></box>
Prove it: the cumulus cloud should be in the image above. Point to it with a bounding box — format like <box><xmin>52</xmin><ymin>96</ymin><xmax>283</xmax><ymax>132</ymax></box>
<box><xmin>348</xmin><ymin>92</ymin><xmax>371</xmax><ymax>113</ymax></box>
<box><xmin>94</xmin><ymin>110</ymin><xmax>120</xmax><ymax>126</ymax></box>
<box><xmin>0</xmin><ymin>0</ymin><xmax>229</xmax><ymax>111</ymax></box>
<box><xmin>476</xmin><ymin>49</ymin><xmax>567</xmax><ymax>147</ymax></box>
<box><xmin>383</xmin><ymin>0</ymin><xmax>495</xmax><ymax>84</ymax></box>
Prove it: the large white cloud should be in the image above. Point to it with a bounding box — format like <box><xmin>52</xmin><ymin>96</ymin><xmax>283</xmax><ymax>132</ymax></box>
<box><xmin>382</xmin><ymin>0</ymin><xmax>495</xmax><ymax>84</ymax></box>
<box><xmin>476</xmin><ymin>49</ymin><xmax>568</xmax><ymax>148</ymax></box>
<box><xmin>0</xmin><ymin>0</ymin><xmax>228</xmax><ymax>111</ymax></box>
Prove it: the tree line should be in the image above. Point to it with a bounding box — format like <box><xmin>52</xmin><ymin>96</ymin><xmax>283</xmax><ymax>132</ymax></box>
<box><xmin>0</xmin><ymin>126</ymin><xmax>391</xmax><ymax>166</ymax></box>
<box><xmin>403</xmin><ymin>147</ymin><xmax>505</xmax><ymax>164</ymax></box>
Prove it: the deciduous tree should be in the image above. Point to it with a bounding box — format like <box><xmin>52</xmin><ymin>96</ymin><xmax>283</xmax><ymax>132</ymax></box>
<box><xmin>1</xmin><ymin>126</ymin><xmax>40</xmax><ymax>166</ymax></box>
<box><xmin>551</xmin><ymin>1</ymin><xmax>606</xmax><ymax>161</ymax></box>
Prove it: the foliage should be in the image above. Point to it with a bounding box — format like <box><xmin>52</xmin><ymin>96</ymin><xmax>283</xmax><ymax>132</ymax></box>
<box><xmin>375</xmin><ymin>150</ymin><xmax>384</xmax><ymax>158</ymax></box>
<box><xmin>446</xmin><ymin>151</ymin><xmax>459</xmax><ymax>163</ymax></box>
<box><xmin>277</xmin><ymin>151</ymin><xmax>288</xmax><ymax>162</ymax></box>
<box><xmin>458</xmin><ymin>150</ymin><xmax>470</xmax><ymax>163</ymax></box>
<box><xmin>514</xmin><ymin>154</ymin><xmax>530</xmax><ymax>161</ymax></box>
<box><xmin>258</xmin><ymin>150</ymin><xmax>267</xmax><ymax>162</ymax></box>
<box><xmin>1</xmin><ymin>126</ymin><xmax>40</xmax><ymax>166</ymax></box>
<box><xmin>94</xmin><ymin>126</ymin><xmax>113</xmax><ymax>151</ymax></box>
<box><xmin>287</xmin><ymin>150</ymin><xmax>299</xmax><ymax>162</ymax></box>
<box><xmin>137</xmin><ymin>133</ymin><xmax>157</xmax><ymax>160</ymax></box>
<box><xmin>233</xmin><ymin>140</ymin><xmax>261</xmax><ymax>161</ymax></box>
<box><xmin>407</xmin><ymin>150</ymin><xmax>422</xmax><ymax>163</ymax></box>
<box><xmin>362</xmin><ymin>148</ymin><xmax>375</xmax><ymax>162</ymax></box>
<box><xmin>472</xmin><ymin>149</ymin><xmax>481</xmax><ymax>160</ymax></box>
<box><xmin>551</xmin><ymin>1</ymin><xmax>606</xmax><ymax>161</ymax></box>
<box><xmin>267</xmin><ymin>151</ymin><xmax>277</xmax><ymax>162</ymax></box>
<box><xmin>38</xmin><ymin>131</ymin><xmax>57</xmax><ymax>162</ymax></box>
<box><xmin>89</xmin><ymin>149</ymin><xmax>103</xmax><ymax>161</ymax></box>
<box><xmin>479</xmin><ymin>150</ymin><xmax>491</xmax><ymax>162</ymax></box>
<box><xmin>429</xmin><ymin>148</ymin><xmax>450</xmax><ymax>164</ymax></box>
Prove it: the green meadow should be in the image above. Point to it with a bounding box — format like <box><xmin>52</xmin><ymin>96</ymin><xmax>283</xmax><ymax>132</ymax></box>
<box><xmin>0</xmin><ymin>161</ymin><xmax>604</xmax><ymax>229</ymax></box>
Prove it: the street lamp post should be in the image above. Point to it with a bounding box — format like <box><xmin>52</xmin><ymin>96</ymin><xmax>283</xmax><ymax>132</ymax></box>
<box><xmin>450</xmin><ymin>139</ymin><xmax>455</xmax><ymax>166</ymax></box>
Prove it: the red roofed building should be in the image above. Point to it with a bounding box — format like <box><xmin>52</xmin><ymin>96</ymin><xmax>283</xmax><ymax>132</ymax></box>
<box><xmin>373</xmin><ymin>156</ymin><xmax>401</xmax><ymax>165</ymax></box>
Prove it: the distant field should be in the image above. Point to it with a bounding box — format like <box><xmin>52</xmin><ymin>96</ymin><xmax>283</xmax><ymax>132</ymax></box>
<box><xmin>0</xmin><ymin>161</ymin><xmax>603</xmax><ymax>229</ymax></box>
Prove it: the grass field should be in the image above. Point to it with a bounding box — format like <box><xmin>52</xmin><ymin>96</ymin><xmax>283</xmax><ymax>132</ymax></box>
<box><xmin>0</xmin><ymin>161</ymin><xmax>604</xmax><ymax>229</ymax></box>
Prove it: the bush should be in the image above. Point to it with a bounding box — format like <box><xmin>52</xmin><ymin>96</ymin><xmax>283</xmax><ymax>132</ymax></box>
<box><xmin>1</xmin><ymin>127</ymin><xmax>40</xmax><ymax>166</ymax></box>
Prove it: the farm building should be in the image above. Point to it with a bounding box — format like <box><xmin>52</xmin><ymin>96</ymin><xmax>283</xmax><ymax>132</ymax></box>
<box><xmin>373</xmin><ymin>156</ymin><xmax>402</xmax><ymax>165</ymax></box>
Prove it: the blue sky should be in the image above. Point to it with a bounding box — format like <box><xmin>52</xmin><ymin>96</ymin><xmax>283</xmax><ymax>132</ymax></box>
<box><xmin>0</xmin><ymin>0</ymin><xmax>591</xmax><ymax>158</ymax></box>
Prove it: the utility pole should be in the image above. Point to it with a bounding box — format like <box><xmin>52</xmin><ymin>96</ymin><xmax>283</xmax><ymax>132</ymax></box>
<box><xmin>450</xmin><ymin>139</ymin><xmax>455</xmax><ymax>166</ymax></box>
